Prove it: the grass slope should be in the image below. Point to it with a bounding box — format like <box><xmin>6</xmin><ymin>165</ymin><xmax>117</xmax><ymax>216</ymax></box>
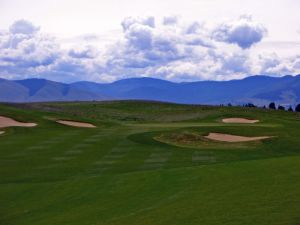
<box><xmin>1</xmin><ymin>101</ymin><xmax>300</xmax><ymax>225</ymax></box>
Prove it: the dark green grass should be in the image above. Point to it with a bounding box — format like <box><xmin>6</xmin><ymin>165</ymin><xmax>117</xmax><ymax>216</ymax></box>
<box><xmin>1</xmin><ymin>101</ymin><xmax>300</xmax><ymax>225</ymax></box>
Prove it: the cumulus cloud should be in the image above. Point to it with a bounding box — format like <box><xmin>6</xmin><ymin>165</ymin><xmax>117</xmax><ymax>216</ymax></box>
<box><xmin>124</xmin><ymin>21</ymin><xmax>154</xmax><ymax>50</ymax></box>
<box><xmin>100</xmin><ymin>16</ymin><xmax>258</xmax><ymax>81</ymax></box>
<box><xmin>9</xmin><ymin>19</ymin><xmax>40</xmax><ymax>35</ymax></box>
<box><xmin>221</xmin><ymin>53</ymin><xmax>251</xmax><ymax>74</ymax></box>
<box><xmin>68</xmin><ymin>46</ymin><xmax>97</xmax><ymax>59</ymax></box>
<box><xmin>0</xmin><ymin>19</ymin><xmax>102</xmax><ymax>82</ymax></box>
<box><xmin>257</xmin><ymin>54</ymin><xmax>300</xmax><ymax>75</ymax></box>
<box><xmin>212</xmin><ymin>15</ymin><xmax>267</xmax><ymax>49</ymax></box>
<box><xmin>121</xmin><ymin>17</ymin><xmax>155</xmax><ymax>31</ymax></box>
<box><xmin>101</xmin><ymin>16</ymin><xmax>218</xmax><ymax>80</ymax></box>
<box><xmin>0</xmin><ymin>17</ymin><xmax>299</xmax><ymax>83</ymax></box>
<box><xmin>0</xmin><ymin>32</ymin><xmax>59</xmax><ymax>75</ymax></box>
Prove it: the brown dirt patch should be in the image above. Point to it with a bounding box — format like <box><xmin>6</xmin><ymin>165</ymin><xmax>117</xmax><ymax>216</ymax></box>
<box><xmin>0</xmin><ymin>116</ymin><xmax>37</xmax><ymax>128</ymax></box>
<box><xmin>56</xmin><ymin>120</ymin><xmax>96</xmax><ymax>128</ymax></box>
<box><xmin>222</xmin><ymin>118</ymin><xmax>259</xmax><ymax>124</ymax></box>
<box><xmin>205</xmin><ymin>132</ymin><xmax>272</xmax><ymax>143</ymax></box>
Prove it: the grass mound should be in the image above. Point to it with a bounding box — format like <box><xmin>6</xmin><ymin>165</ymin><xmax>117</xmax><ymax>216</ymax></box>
<box><xmin>155</xmin><ymin>131</ymin><xmax>207</xmax><ymax>148</ymax></box>
<box><xmin>155</xmin><ymin>130</ymin><xmax>259</xmax><ymax>150</ymax></box>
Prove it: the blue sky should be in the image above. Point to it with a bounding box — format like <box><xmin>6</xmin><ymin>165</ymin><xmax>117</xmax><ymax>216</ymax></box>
<box><xmin>0</xmin><ymin>0</ymin><xmax>299</xmax><ymax>82</ymax></box>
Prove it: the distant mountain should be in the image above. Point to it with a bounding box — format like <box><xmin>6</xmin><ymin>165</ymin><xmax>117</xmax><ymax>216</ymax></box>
<box><xmin>0</xmin><ymin>78</ymin><xmax>107</xmax><ymax>102</ymax></box>
<box><xmin>1</xmin><ymin>75</ymin><xmax>300</xmax><ymax>105</ymax></box>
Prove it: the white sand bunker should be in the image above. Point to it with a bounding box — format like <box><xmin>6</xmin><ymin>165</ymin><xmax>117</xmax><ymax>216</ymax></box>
<box><xmin>56</xmin><ymin>120</ymin><xmax>96</xmax><ymax>128</ymax></box>
<box><xmin>205</xmin><ymin>132</ymin><xmax>272</xmax><ymax>143</ymax></box>
<box><xmin>0</xmin><ymin>116</ymin><xmax>37</xmax><ymax>128</ymax></box>
<box><xmin>0</xmin><ymin>131</ymin><xmax>4</xmax><ymax>135</ymax></box>
<box><xmin>222</xmin><ymin>118</ymin><xmax>259</xmax><ymax>124</ymax></box>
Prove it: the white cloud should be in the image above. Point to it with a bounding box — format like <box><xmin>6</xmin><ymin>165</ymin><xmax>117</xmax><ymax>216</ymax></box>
<box><xmin>257</xmin><ymin>54</ymin><xmax>300</xmax><ymax>75</ymax></box>
<box><xmin>68</xmin><ymin>46</ymin><xmax>98</xmax><ymax>59</ymax></box>
<box><xmin>121</xmin><ymin>17</ymin><xmax>155</xmax><ymax>31</ymax></box>
<box><xmin>212</xmin><ymin>15</ymin><xmax>267</xmax><ymax>49</ymax></box>
<box><xmin>9</xmin><ymin>19</ymin><xmax>40</xmax><ymax>35</ymax></box>
<box><xmin>0</xmin><ymin>20</ymin><xmax>103</xmax><ymax>82</ymax></box>
<box><xmin>100</xmin><ymin>16</ymin><xmax>252</xmax><ymax>81</ymax></box>
<box><xmin>0</xmin><ymin>17</ymin><xmax>299</xmax><ymax>83</ymax></box>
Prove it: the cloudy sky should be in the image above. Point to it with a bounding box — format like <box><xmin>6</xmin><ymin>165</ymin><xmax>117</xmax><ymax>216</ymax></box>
<box><xmin>0</xmin><ymin>0</ymin><xmax>300</xmax><ymax>83</ymax></box>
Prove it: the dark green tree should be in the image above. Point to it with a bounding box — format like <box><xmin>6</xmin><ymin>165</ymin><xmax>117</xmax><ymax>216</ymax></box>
<box><xmin>278</xmin><ymin>105</ymin><xmax>285</xmax><ymax>110</ymax></box>
<box><xmin>269</xmin><ymin>102</ymin><xmax>276</xmax><ymax>109</ymax></box>
<box><xmin>288</xmin><ymin>106</ymin><xmax>293</xmax><ymax>112</ymax></box>
<box><xmin>296</xmin><ymin>104</ymin><xmax>300</xmax><ymax>112</ymax></box>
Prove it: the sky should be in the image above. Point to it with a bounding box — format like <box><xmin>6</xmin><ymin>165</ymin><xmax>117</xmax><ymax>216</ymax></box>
<box><xmin>0</xmin><ymin>0</ymin><xmax>300</xmax><ymax>83</ymax></box>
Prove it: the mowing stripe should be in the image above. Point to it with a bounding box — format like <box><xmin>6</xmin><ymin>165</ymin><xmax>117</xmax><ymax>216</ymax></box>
<box><xmin>192</xmin><ymin>151</ymin><xmax>216</xmax><ymax>163</ymax></box>
<box><xmin>142</xmin><ymin>151</ymin><xmax>172</xmax><ymax>170</ymax></box>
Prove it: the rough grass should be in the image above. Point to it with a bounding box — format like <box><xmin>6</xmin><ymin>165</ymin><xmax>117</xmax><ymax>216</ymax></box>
<box><xmin>1</xmin><ymin>101</ymin><xmax>300</xmax><ymax>225</ymax></box>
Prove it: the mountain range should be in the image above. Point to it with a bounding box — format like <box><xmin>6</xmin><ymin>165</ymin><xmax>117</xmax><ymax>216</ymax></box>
<box><xmin>1</xmin><ymin>75</ymin><xmax>300</xmax><ymax>106</ymax></box>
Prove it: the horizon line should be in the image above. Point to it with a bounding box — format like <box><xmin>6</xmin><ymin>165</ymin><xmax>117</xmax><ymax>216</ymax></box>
<box><xmin>1</xmin><ymin>74</ymin><xmax>300</xmax><ymax>85</ymax></box>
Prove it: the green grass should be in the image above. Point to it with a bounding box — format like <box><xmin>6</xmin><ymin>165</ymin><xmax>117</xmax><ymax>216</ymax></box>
<box><xmin>1</xmin><ymin>101</ymin><xmax>300</xmax><ymax>225</ymax></box>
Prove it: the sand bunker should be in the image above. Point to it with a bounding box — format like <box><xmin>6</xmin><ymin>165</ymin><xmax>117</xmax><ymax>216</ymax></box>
<box><xmin>205</xmin><ymin>132</ymin><xmax>271</xmax><ymax>143</ymax></box>
<box><xmin>0</xmin><ymin>131</ymin><xmax>4</xmax><ymax>135</ymax></box>
<box><xmin>56</xmin><ymin>120</ymin><xmax>96</xmax><ymax>128</ymax></box>
<box><xmin>222</xmin><ymin>118</ymin><xmax>259</xmax><ymax>124</ymax></box>
<box><xmin>0</xmin><ymin>116</ymin><xmax>37</xmax><ymax>128</ymax></box>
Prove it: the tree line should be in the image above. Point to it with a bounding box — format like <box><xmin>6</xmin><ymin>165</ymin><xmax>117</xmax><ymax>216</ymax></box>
<box><xmin>225</xmin><ymin>102</ymin><xmax>300</xmax><ymax>112</ymax></box>
<box><xmin>267</xmin><ymin>102</ymin><xmax>300</xmax><ymax>112</ymax></box>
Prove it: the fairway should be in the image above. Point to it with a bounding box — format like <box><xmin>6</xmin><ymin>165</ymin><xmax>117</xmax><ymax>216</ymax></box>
<box><xmin>1</xmin><ymin>101</ymin><xmax>300</xmax><ymax>225</ymax></box>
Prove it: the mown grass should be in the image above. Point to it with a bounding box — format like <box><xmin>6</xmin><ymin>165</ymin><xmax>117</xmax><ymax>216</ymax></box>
<box><xmin>1</xmin><ymin>101</ymin><xmax>300</xmax><ymax>225</ymax></box>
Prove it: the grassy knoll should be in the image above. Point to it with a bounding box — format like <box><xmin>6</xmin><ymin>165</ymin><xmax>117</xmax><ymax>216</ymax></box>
<box><xmin>1</xmin><ymin>101</ymin><xmax>300</xmax><ymax>225</ymax></box>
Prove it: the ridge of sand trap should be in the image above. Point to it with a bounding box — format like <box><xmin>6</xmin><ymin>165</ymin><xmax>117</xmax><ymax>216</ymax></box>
<box><xmin>205</xmin><ymin>132</ymin><xmax>272</xmax><ymax>143</ymax></box>
<box><xmin>56</xmin><ymin>120</ymin><xmax>96</xmax><ymax>128</ymax></box>
<box><xmin>0</xmin><ymin>116</ymin><xmax>37</xmax><ymax>128</ymax></box>
<box><xmin>222</xmin><ymin>118</ymin><xmax>259</xmax><ymax>124</ymax></box>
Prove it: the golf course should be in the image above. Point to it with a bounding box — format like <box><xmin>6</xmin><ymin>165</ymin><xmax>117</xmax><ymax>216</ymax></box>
<box><xmin>1</xmin><ymin>100</ymin><xmax>300</xmax><ymax>225</ymax></box>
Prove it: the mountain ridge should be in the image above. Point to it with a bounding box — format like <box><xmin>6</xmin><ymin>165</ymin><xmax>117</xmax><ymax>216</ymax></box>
<box><xmin>1</xmin><ymin>75</ymin><xmax>300</xmax><ymax>105</ymax></box>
